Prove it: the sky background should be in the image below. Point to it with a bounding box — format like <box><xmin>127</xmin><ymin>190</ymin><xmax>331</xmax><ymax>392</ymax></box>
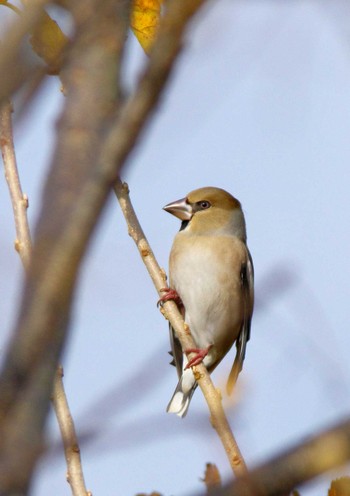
<box><xmin>1</xmin><ymin>1</ymin><xmax>350</xmax><ymax>495</ymax></box>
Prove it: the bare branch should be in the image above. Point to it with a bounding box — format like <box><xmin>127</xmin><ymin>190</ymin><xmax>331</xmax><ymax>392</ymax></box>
<box><xmin>114</xmin><ymin>180</ymin><xmax>247</xmax><ymax>476</ymax></box>
<box><xmin>0</xmin><ymin>0</ymin><xmax>212</xmax><ymax>491</ymax></box>
<box><xmin>208</xmin><ymin>416</ymin><xmax>350</xmax><ymax>496</ymax></box>
<box><xmin>0</xmin><ymin>1</ymin><xmax>129</xmax><ymax>491</ymax></box>
<box><xmin>52</xmin><ymin>368</ymin><xmax>91</xmax><ymax>496</ymax></box>
<box><xmin>0</xmin><ymin>100</ymin><xmax>90</xmax><ymax>494</ymax></box>
<box><xmin>0</xmin><ymin>100</ymin><xmax>32</xmax><ymax>269</ymax></box>
<box><xmin>96</xmin><ymin>0</ymin><xmax>211</xmax><ymax>177</ymax></box>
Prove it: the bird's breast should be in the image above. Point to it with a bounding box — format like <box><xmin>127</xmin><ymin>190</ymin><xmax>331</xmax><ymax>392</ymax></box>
<box><xmin>169</xmin><ymin>234</ymin><xmax>247</xmax><ymax>354</ymax></box>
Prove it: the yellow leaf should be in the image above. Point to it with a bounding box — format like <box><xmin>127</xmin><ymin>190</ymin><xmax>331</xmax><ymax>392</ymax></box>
<box><xmin>131</xmin><ymin>0</ymin><xmax>162</xmax><ymax>55</ymax></box>
<box><xmin>0</xmin><ymin>0</ymin><xmax>21</xmax><ymax>15</ymax></box>
<box><xmin>30</xmin><ymin>11</ymin><xmax>68</xmax><ymax>75</ymax></box>
<box><xmin>328</xmin><ymin>477</ymin><xmax>350</xmax><ymax>496</ymax></box>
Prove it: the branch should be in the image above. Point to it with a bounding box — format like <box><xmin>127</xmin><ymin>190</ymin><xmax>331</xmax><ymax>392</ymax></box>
<box><xmin>96</xmin><ymin>0</ymin><xmax>211</xmax><ymax>177</ymax></box>
<box><xmin>0</xmin><ymin>1</ymin><xmax>129</xmax><ymax>492</ymax></box>
<box><xmin>52</xmin><ymin>368</ymin><xmax>91</xmax><ymax>496</ymax></box>
<box><xmin>0</xmin><ymin>101</ymin><xmax>90</xmax><ymax>495</ymax></box>
<box><xmin>0</xmin><ymin>100</ymin><xmax>32</xmax><ymax>269</ymax></box>
<box><xmin>114</xmin><ymin>180</ymin><xmax>247</xmax><ymax>477</ymax></box>
<box><xmin>0</xmin><ymin>0</ymin><xmax>210</xmax><ymax>491</ymax></box>
<box><xmin>208</xmin><ymin>416</ymin><xmax>350</xmax><ymax>496</ymax></box>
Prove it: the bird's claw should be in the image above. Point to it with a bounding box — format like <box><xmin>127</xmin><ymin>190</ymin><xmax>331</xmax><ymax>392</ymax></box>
<box><xmin>157</xmin><ymin>287</ymin><xmax>183</xmax><ymax>308</ymax></box>
<box><xmin>185</xmin><ymin>347</ymin><xmax>211</xmax><ymax>369</ymax></box>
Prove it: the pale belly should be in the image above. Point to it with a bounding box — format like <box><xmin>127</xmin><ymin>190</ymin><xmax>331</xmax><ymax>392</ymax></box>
<box><xmin>170</xmin><ymin>235</ymin><xmax>246</xmax><ymax>362</ymax></box>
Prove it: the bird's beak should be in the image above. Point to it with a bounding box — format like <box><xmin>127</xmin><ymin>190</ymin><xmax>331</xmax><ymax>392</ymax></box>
<box><xmin>163</xmin><ymin>197</ymin><xmax>192</xmax><ymax>221</ymax></box>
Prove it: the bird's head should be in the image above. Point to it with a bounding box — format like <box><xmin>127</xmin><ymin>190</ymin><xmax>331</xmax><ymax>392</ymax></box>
<box><xmin>163</xmin><ymin>187</ymin><xmax>246</xmax><ymax>240</ymax></box>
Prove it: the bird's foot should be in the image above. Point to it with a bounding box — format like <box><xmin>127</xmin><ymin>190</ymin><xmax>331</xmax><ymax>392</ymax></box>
<box><xmin>185</xmin><ymin>346</ymin><xmax>212</xmax><ymax>369</ymax></box>
<box><xmin>157</xmin><ymin>287</ymin><xmax>183</xmax><ymax>308</ymax></box>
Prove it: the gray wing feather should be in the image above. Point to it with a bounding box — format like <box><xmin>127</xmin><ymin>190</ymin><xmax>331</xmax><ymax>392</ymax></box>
<box><xmin>227</xmin><ymin>249</ymin><xmax>254</xmax><ymax>394</ymax></box>
<box><xmin>169</xmin><ymin>324</ymin><xmax>183</xmax><ymax>379</ymax></box>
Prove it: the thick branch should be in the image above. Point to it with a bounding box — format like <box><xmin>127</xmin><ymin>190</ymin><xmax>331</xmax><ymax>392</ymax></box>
<box><xmin>0</xmin><ymin>0</ymin><xmax>210</xmax><ymax>492</ymax></box>
<box><xmin>208</xmin><ymin>416</ymin><xmax>350</xmax><ymax>496</ymax></box>
<box><xmin>96</xmin><ymin>0</ymin><xmax>210</xmax><ymax>183</ymax></box>
<box><xmin>114</xmin><ymin>180</ymin><xmax>247</xmax><ymax>476</ymax></box>
<box><xmin>0</xmin><ymin>1</ymin><xmax>129</xmax><ymax>492</ymax></box>
<box><xmin>0</xmin><ymin>101</ymin><xmax>89</xmax><ymax>494</ymax></box>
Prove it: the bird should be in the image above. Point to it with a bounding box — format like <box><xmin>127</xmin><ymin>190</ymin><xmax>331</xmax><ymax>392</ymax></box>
<box><xmin>161</xmin><ymin>186</ymin><xmax>254</xmax><ymax>417</ymax></box>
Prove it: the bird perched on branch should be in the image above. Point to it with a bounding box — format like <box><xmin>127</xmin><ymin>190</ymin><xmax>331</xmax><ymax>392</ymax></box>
<box><xmin>161</xmin><ymin>186</ymin><xmax>254</xmax><ymax>417</ymax></box>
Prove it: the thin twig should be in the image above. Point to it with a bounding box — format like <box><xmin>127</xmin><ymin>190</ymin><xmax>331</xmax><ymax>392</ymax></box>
<box><xmin>0</xmin><ymin>100</ymin><xmax>32</xmax><ymax>269</ymax></box>
<box><xmin>52</xmin><ymin>368</ymin><xmax>91</xmax><ymax>496</ymax></box>
<box><xmin>0</xmin><ymin>101</ymin><xmax>90</xmax><ymax>495</ymax></box>
<box><xmin>114</xmin><ymin>179</ymin><xmax>247</xmax><ymax>477</ymax></box>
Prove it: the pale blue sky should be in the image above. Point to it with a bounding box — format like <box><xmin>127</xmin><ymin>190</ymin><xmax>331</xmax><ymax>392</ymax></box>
<box><xmin>1</xmin><ymin>1</ymin><xmax>350</xmax><ymax>495</ymax></box>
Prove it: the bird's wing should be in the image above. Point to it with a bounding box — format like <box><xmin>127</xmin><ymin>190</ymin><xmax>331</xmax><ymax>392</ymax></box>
<box><xmin>227</xmin><ymin>248</ymin><xmax>254</xmax><ymax>395</ymax></box>
<box><xmin>169</xmin><ymin>324</ymin><xmax>183</xmax><ymax>379</ymax></box>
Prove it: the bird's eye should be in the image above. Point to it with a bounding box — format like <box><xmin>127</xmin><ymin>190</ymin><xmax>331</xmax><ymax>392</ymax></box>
<box><xmin>198</xmin><ymin>200</ymin><xmax>211</xmax><ymax>210</ymax></box>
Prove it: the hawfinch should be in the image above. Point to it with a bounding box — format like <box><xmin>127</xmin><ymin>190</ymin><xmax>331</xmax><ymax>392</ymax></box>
<box><xmin>162</xmin><ymin>187</ymin><xmax>254</xmax><ymax>417</ymax></box>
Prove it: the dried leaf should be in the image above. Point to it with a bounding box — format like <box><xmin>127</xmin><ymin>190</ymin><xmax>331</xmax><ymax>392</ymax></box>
<box><xmin>131</xmin><ymin>0</ymin><xmax>162</xmax><ymax>54</ymax></box>
<box><xmin>136</xmin><ymin>492</ymin><xmax>162</xmax><ymax>496</ymax></box>
<box><xmin>328</xmin><ymin>477</ymin><xmax>350</xmax><ymax>496</ymax></box>
<box><xmin>29</xmin><ymin>11</ymin><xmax>68</xmax><ymax>75</ymax></box>
<box><xmin>202</xmin><ymin>463</ymin><xmax>221</xmax><ymax>493</ymax></box>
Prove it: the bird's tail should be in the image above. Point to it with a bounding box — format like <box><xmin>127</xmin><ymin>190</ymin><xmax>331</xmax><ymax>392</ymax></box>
<box><xmin>166</xmin><ymin>380</ymin><xmax>197</xmax><ymax>418</ymax></box>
